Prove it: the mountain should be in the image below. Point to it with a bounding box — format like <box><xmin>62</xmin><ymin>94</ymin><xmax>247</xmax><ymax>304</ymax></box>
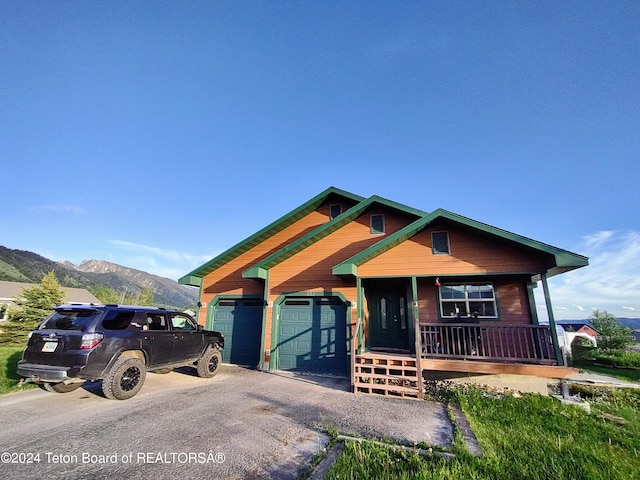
<box><xmin>557</xmin><ymin>317</ymin><xmax>640</xmax><ymax>331</ymax></box>
<box><xmin>72</xmin><ymin>259</ymin><xmax>198</xmax><ymax>309</ymax></box>
<box><xmin>618</xmin><ymin>318</ymin><xmax>640</xmax><ymax>331</ymax></box>
<box><xmin>0</xmin><ymin>246</ymin><xmax>198</xmax><ymax>310</ymax></box>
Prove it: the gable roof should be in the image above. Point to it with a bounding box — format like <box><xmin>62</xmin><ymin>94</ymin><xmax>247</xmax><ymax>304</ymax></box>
<box><xmin>332</xmin><ymin>208</ymin><xmax>589</xmax><ymax>278</ymax></box>
<box><xmin>556</xmin><ymin>320</ymin><xmax>599</xmax><ymax>334</ymax></box>
<box><xmin>242</xmin><ymin>195</ymin><xmax>427</xmax><ymax>279</ymax></box>
<box><xmin>178</xmin><ymin>186</ymin><xmax>365</xmax><ymax>286</ymax></box>
<box><xmin>0</xmin><ymin>280</ymin><xmax>100</xmax><ymax>304</ymax></box>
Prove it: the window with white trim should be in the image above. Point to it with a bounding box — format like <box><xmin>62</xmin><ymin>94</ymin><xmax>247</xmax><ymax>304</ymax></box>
<box><xmin>439</xmin><ymin>283</ymin><xmax>497</xmax><ymax>318</ymax></box>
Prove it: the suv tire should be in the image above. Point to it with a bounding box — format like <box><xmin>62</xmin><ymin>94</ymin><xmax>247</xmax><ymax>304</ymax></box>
<box><xmin>40</xmin><ymin>382</ymin><xmax>84</xmax><ymax>393</ymax></box>
<box><xmin>196</xmin><ymin>348</ymin><xmax>222</xmax><ymax>378</ymax></box>
<box><xmin>102</xmin><ymin>356</ymin><xmax>147</xmax><ymax>400</ymax></box>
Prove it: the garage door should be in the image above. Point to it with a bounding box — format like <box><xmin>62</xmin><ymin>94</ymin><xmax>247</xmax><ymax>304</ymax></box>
<box><xmin>277</xmin><ymin>297</ymin><xmax>348</xmax><ymax>376</ymax></box>
<box><xmin>212</xmin><ymin>299</ymin><xmax>263</xmax><ymax>367</ymax></box>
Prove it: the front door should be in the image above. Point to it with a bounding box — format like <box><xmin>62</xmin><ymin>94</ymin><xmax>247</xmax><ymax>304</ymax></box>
<box><xmin>366</xmin><ymin>286</ymin><xmax>410</xmax><ymax>351</ymax></box>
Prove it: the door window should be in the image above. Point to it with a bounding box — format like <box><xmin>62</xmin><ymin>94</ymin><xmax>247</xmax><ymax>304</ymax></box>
<box><xmin>171</xmin><ymin>314</ymin><xmax>197</xmax><ymax>330</ymax></box>
<box><xmin>146</xmin><ymin>314</ymin><xmax>168</xmax><ymax>331</ymax></box>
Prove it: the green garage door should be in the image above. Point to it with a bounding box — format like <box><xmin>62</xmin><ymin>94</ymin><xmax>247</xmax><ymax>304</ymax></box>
<box><xmin>212</xmin><ymin>299</ymin><xmax>263</xmax><ymax>367</ymax></box>
<box><xmin>277</xmin><ymin>297</ymin><xmax>348</xmax><ymax>376</ymax></box>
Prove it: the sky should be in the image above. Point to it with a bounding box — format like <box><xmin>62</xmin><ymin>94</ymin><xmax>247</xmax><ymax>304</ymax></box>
<box><xmin>1</xmin><ymin>2</ymin><xmax>639</xmax><ymax>321</ymax></box>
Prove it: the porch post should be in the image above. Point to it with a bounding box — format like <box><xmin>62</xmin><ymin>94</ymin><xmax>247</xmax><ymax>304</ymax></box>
<box><xmin>541</xmin><ymin>273</ymin><xmax>564</xmax><ymax>366</ymax></box>
<box><xmin>411</xmin><ymin>276</ymin><xmax>424</xmax><ymax>398</ymax></box>
<box><xmin>356</xmin><ymin>276</ymin><xmax>364</xmax><ymax>354</ymax></box>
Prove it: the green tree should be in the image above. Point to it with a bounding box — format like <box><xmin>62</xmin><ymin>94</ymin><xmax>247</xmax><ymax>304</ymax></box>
<box><xmin>10</xmin><ymin>271</ymin><xmax>66</xmax><ymax>323</ymax></box>
<box><xmin>90</xmin><ymin>285</ymin><xmax>120</xmax><ymax>304</ymax></box>
<box><xmin>125</xmin><ymin>287</ymin><xmax>153</xmax><ymax>306</ymax></box>
<box><xmin>590</xmin><ymin>309</ymin><xmax>632</xmax><ymax>353</ymax></box>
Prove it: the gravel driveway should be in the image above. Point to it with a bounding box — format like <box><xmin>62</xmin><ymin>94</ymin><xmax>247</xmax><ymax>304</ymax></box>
<box><xmin>0</xmin><ymin>365</ymin><xmax>452</xmax><ymax>479</ymax></box>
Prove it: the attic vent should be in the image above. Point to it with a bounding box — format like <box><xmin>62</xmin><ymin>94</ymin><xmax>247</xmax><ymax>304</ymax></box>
<box><xmin>432</xmin><ymin>231</ymin><xmax>450</xmax><ymax>255</ymax></box>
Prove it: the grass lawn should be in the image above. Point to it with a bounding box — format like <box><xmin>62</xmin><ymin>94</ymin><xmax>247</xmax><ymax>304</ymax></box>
<box><xmin>0</xmin><ymin>345</ymin><xmax>35</xmax><ymax>395</ymax></box>
<box><xmin>324</xmin><ymin>386</ymin><xmax>640</xmax><ymax>480</ymax></box>
<box><xmin>573</xmin><ymin>363</ymin><xmax>640</xmax><ymax>383</ymax></box>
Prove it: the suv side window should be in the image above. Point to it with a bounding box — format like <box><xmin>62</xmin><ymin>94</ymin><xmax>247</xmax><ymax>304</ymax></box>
<box><xmin>146</xmin><ymin>313</ymin><xmax>168</xmax><ymax>331</ymax></box>
<box><xmin>170</xmin><ymin>314</ymin><xmax>197</xmax><ymax>331</ymax></box>
<box><xmin>101</xmin><ymin>310</ymin><xmax>136</xmax><ymax>330</ymax></box>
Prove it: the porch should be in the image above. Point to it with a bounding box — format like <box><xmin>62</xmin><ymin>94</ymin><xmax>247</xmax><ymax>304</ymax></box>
<box><xmin>352</xmin><ymin>322</ymin><xmax>576</xmax><ymax>399</ymax></box>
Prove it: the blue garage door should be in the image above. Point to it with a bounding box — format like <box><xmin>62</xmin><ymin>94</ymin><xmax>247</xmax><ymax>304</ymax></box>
<box><xmin>277</xmin><ymin>297</ymin><xmax>348</xmax><ymax>376</ymax></box>
<box><xmin>212</xmin><ymin>299</ymin><xmax>263</xmax><ymax>367</ymax></box>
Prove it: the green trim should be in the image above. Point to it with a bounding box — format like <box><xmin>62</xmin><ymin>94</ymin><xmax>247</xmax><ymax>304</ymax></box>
<box><xmin>259</xmin><ymin>270</ymin><xmax>270</xmax><ymax>370</ymax></box>
<box><xmin>333</xmin><ymin>208</ymin><xmax>588</xmax><ymax>278</ymax></box>
<box><xmin>541</xmin><ymin>273</ymin><xmax>564</xmax><ymax>366</ymax></box>
<box><xmin>269</xmin><ymin>291</ymin><xmax>351</xmax><ymax>372</ymax></box>
<box><xmin>178</xmin><ymin>187</ymin><xmax>365</xmax><ymax>285</ymax></box>
<box><xmin>181</xmin><ymin>275</ymin><xmax>202</xmax><ymax>287</ymax></box>
<box><xmin>356</xmin><ymin>277</ymin><xmax>364</xmax><ymax>354</ymax></box>
<box><xmin>527</xmin><ymin>280</ymin><xmax>540</xmax><ymax>326</ymax></box>
<box><xmin>243</xmin><ymin>195</ymin><xmax>426</xmax><ymax>278</ymax></box>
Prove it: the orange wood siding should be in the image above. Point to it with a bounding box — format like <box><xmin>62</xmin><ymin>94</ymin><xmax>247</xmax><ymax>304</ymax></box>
<box><xmin>198</xmin><ymin>200</ymin><xmax>349</xmax><ymax>319</ymax></box>
<box><xmin>358</xmin><ymin>223</ymin><xmax>546</xmax><ymax>277</ymax></box>
<box><xmin>416</xmin><ymin>277</ymin><xmax>532</xmax><ymax>324</ymax></box>
<box><xmin>268</xmin><ymin>208</ymin><xmax>416</xmax><ymax>298</ymax></box>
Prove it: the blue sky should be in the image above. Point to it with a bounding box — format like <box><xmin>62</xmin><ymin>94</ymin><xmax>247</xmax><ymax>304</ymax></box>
<box><xmin>1</xmin><ymin>2</ymin><xmax>638</xmax><ymax>320</ymax></box>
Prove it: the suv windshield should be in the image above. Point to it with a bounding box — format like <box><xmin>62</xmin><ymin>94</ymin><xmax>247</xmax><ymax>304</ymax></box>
<box><xmin>41</xmin><ymin>309</ymin><xmax>100</xmax><ymax>331</ymax></box>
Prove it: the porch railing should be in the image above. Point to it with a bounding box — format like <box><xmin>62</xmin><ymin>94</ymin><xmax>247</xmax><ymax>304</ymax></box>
<box><xmin>420</xmin><ymin>323</ymin><xmax>557</xmax><ymax>364</ymax></box>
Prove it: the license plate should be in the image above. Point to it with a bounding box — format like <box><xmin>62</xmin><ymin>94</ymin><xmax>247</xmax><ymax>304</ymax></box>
<box><xmin>42</xmin><ymin>342</ymin><xmax>58</xmax><ymax>352</ymax></box>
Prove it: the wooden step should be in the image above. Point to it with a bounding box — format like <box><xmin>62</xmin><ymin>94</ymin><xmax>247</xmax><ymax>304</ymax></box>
<box><xmin>353</xmin><ymin>353</ymin><xmax>422</xmax><ymax>399</ymax></box>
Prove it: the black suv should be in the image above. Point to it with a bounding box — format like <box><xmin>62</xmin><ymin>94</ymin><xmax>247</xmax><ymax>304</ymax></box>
<box><xmin>18</xmin><ymin>304</ymin><xmax>224</xmax><ymax>400</ymax></box>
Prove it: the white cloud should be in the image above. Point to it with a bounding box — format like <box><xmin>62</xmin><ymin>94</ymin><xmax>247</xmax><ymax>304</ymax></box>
<box><xmin>106</xmin><ymin>240</ymin><xmax>217</xmax><ymax>280</ymax></box>
<box><xmin>536</xmin><ymin>230</ymin><xmax>640</xmax><ymax>321</ymax></box>
<box><xmin>27</xmin><ymin>205</ymin><xmax>84</xmax><ymax>215</ymax></box>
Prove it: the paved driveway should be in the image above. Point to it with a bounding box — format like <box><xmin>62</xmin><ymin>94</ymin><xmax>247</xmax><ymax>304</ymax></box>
<box><xmin>0</xmin><ymin>365</ymin><xmax>452</xmax><ymax>479</ymax></box>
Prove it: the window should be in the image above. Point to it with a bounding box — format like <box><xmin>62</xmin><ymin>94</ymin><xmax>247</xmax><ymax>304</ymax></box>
<box><xmin>42</xmin><ymin>309</ymin><xmax>100</xmax><ymax>331</ymax></box>
<box><xmin>101</xmin><ymin>310</ymin><xmax>136</xmax><ymax>330</ymax></box>
<box><xmin>370</xmin><ymin>214</ymin><xmax>385</xmax><ymax>234</ymax></box>
<box><xmin>330</xmin><ymin>204</ymin><xmax>342</xmax><ymax>219</ymax></box>
<box><xmin>146</xmin><ymin>314</ymin><xmax>168</xmax><ymax>331</ymax></box>
<box><xmin>432</xmin><ymin>231</ymin><xmax>450</xmax><ymax>255</ymax></box>
<box><xmin>171</xmin><ymin>314</ymin><xmax>197</xmax><ymax>330</ymax></box>
<box><xmin>439</xmin><ymin>283</ymin><xmax>497</xmax><ymax>318</ymax></box>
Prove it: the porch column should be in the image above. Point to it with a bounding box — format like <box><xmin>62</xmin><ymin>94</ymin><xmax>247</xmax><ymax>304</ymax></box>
<box><xmin>411</xmin><ymin>276</ymin><xmax>424</xmax><ymax>398</ymax></box>
<box><xmin>541</xmin><ymin>273</ymin><xmax>564</xmax><ymax>366</ymax></box>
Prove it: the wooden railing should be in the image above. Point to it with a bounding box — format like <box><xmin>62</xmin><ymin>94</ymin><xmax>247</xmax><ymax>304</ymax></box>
<box><xmin>420</xmin><ymin>323</ymin><xmax>557</xmax><ymax>364</ymax></box>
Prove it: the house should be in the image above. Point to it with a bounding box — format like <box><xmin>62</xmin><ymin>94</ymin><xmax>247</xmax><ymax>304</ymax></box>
<box><xmin>556</xmin><ymin>320</ymin><xmax>599</xmax><ymax>337</ymax></box>
<box><xmin>0</xmin><ymin>280</ymin><xmax>101</xmax><ymax>321</ymax></box>
<box><xmin>630</xmin><ymin>330</ymin><xmax>640</xmax><ymax>343</ymax></box>
<box><xmin>179</xmin><ymin>187</ymin><xmax>588</xmax><ymax>398</ymax></box>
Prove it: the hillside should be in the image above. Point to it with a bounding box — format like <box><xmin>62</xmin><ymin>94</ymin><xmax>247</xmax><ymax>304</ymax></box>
<box><xmin>0</xmin><ymin>246</ymin><xmax>198</xmax><ymax>310</ymax></box>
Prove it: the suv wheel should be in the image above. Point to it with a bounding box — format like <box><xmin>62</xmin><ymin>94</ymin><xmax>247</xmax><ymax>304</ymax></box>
<box><xmin>102</xmin><ymin>356</ymin><xmax>147</xmax><ymax>400</ymax></box>
<box><xmin>39</xmin><ymin>382</ymin><xmax>84</xmax><ymax>393</ymax></box>
<box><xmin>196</xmin><ymin>348</ymin><xmax>222</xmax><ymax>378</ymax></box>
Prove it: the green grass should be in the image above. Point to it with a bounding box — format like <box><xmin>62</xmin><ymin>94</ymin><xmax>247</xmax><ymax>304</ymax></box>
<box><xmin>0</xmin><ymin>345</ymin><xmax>35</xmax><ymax>395</ymax></box>
<box><xmin>574</xmin><ymin>362</ymin><xmax>640</xmax><ymax>383</ymax></box>
<box><xmin>324</xmin><ymin>387</ymin><xmax>640</xmax><ymax>480</ymax></box>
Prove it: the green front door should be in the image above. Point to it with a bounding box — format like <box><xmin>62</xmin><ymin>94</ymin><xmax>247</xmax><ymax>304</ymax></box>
<box><xmin>366</xmin><ymin>286</ymin><xmax>410</xmax><ymax>351</ymax></box>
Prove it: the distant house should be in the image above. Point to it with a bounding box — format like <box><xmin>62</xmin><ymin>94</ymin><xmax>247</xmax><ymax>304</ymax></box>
<box><xmin>180</xmin><ymin>187</ymin><xmax>589</xmax><ymax>398</ymax></box>
<box><xmin>556</xmin><ymin>320</ymin><xmax>599</xmax><ymax>338</ymax></box>
<box><xmin>0</xmin><ymin>280</ymin><xmax>100</xmax><ymax>321</ymax></box>
<box><xmin>630</xmin><ymin>330</ymin><xmax>640</xmax><ymax>343</ymax></box>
